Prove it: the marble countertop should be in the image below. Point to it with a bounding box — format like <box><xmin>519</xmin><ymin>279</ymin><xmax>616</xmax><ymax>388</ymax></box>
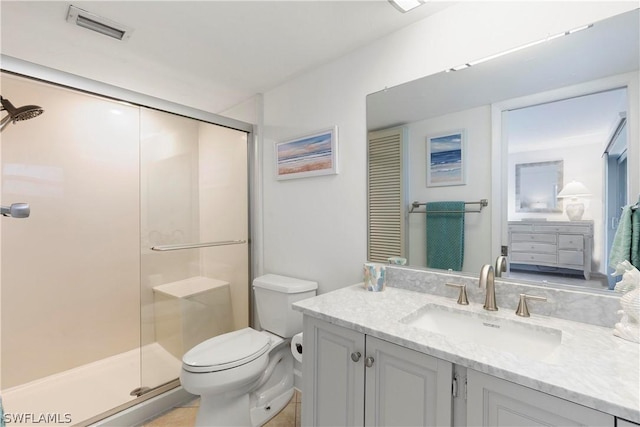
<box><xmin>293</xmin><ymin>284</ymin><xmax>640</xmax><ymax>423</ymax></box>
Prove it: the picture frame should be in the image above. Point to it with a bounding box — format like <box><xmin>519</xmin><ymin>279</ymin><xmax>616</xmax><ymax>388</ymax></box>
<box><xmin>275</xmin><ymin>127</ymin><xmax>338</xmax><ymax>180</ymax></box>
<box><xmin>426</xmin><ymin>130</ymin><xmax>466</xmax><ymax>187</ymax></box>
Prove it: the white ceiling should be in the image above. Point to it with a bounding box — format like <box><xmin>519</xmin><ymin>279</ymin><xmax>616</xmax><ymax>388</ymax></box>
<box><xmin>0</xmin><ymin>1</ymin><xmax>453</xmax><ymax>113</ymax></box>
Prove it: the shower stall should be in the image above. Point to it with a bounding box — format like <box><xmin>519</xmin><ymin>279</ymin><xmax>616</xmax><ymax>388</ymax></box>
<box><xmin>0</xmin><ymin>71</ymin><xmax>254</xmax><ymax>425</ymax></box>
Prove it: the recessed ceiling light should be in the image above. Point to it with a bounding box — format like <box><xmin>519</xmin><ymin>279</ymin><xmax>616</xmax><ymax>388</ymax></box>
<box><xmin>66</xmin><ymin>5</ymin><xmax>133</xmax><ymax>41</ymax></box>
<box><xmin>389</xmin><ymin>0</ymin><xmax>426</xmax><ymax>13</ymax></box>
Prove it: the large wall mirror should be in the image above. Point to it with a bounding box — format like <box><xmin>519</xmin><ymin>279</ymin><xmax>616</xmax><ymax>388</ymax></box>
<box><xmin>366</xmin><ymin>8</ymin><xmax>639</xmax><ymax>293</ymax></box>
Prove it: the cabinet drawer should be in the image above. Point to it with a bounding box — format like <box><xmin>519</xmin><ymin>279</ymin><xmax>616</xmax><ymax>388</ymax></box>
<box><xmin>559</xmin><ymin>250</ymin><xmax>584</xmax><ymax>266</ymax></box>
<box><xmin>512</xmin><ymin>242</ymin><xmax>557</xmax><ymax>253</ymax></box>
<box><xmin>509</xmin><ymin>225</ymin><xmax>533</xmax><ymax>233</ymax></box>
<box><xmin>558</xmin><ymin>234</ymin><xmax>584</xmax><ymax>250</ymax></box>
<box><xmin>511</xmin><ymin>233</ymin><xmax>557</xmax><ymax>244</ymax></box>
<box><xmin>512</xmin><ymin>252</ymin><xmax>557</xmax><ymax>264</ymax></box>
<box><xmin>534</xmin><ymin>225</ymin><xmax>591</xmax><ymax>234</ymax></box>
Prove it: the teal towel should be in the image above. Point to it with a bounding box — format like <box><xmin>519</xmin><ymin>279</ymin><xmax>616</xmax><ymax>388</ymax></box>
<box><xmin>609</xmin><ymin>205</ymin><xmax>633</xmax><ymax>272</ymax></box>
<box><xmin>632</xmin><ymin>207</ymin><xmax>640</xmax><ymax>268</ymax></box>
<box><xmin>426</xmin><ymin>201</ymin><xmax>465</xmax><ymax>271</ymax></box>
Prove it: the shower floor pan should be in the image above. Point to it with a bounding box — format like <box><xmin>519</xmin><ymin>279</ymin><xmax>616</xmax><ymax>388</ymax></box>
<box><xmin>2</xmin><ymin>342</ymin><xmax>180</xmax><ymax>426</ymax></box>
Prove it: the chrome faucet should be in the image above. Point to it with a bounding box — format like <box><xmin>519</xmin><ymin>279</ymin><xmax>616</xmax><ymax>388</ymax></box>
<box><xmin>494</xmin><ymin>256</ymin><xmax>508</xmax><ymax>277</ymax></box>
<box><xmin>479</xmin><ymin>264</ymin><xmax>498</xmax><ymax>311</ymax></box>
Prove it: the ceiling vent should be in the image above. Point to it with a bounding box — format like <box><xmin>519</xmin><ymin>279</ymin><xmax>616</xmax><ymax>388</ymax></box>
<box><xmin>66</xmin><ymin>5</ymin><xmax>133</xmax><ymax>41</ymax></box>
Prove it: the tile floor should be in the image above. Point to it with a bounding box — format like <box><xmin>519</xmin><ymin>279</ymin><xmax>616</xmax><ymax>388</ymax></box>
<box><xmin>141</xmin><ymin>390</ymin><xmax>301</xmax><ymax>427</ymax></box>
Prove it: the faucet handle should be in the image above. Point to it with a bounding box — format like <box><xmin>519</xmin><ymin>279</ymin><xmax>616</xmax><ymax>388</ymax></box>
<box><xmin>446</xmin><ymin>283</ymin><xmax>469</xmax><ymax>305</ymax></box>
<box><xmin>515</xmin><ymin>293</ymin><xmax>547</xmax><ymax>317</ymax></box>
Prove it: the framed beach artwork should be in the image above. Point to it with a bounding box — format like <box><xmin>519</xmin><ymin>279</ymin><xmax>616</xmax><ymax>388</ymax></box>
<box><xmin>426</xmin><ymin>130</ymin><xmax>466</xmax><ymax>187</ymax></box>
<box><xmin>275</xmin><ymin>127</ymin><xmax>338</xmax><ymax>180</ymax></box>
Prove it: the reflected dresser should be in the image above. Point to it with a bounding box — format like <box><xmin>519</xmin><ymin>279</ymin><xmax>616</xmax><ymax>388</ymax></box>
<box><xmin>508</xmin><ymin>220</ymin><xmax>594</xmax><ymax>279</ymax></box>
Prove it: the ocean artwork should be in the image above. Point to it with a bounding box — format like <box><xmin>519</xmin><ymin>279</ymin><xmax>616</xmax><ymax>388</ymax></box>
<box><xmin>427</xmin><ymin>131</ymin><xmax>465</xmax><ymax>186</ymax></box>
<box><xmin>276</xmin><ymin>128</ymin><xmax>337</xmax><ymax>179</ymax></box>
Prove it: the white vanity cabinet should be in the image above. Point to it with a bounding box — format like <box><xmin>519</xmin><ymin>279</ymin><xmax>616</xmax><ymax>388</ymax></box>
<box><xmin>508</xmin><ymin>220</ymin><xmax>594</xmax><ymax>279</ymax></box>
<box><xmin>466</xmin><ymin>370</ymin><xmax>614</xmax><ymax>426</ymax></box>
<box><xmin>302</xmin><ymin>316</ymin><xmax>620</xmax><ymax>427</ymax></box>
<box><xmin>302</xmin><ymin>316</ymin><xmax>453</xmax><ymax>427</ymax></box>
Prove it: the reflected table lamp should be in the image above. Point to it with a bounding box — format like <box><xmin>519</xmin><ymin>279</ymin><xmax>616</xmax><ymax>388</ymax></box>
<box><xmin>557</xmin><ymin>180</ymin><xmax>592</xmax><ymax>220</ymax></box>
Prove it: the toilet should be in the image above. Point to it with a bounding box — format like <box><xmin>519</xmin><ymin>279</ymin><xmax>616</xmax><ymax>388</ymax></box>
<box><xmin>180</xmin><ymin>274</ymin><xmax>317</xmax><ymax>427</ymax></box>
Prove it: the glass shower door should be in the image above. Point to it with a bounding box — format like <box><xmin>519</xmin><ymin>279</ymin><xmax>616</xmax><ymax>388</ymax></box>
<box><xmin>139</xmin><ymin>108</ymin><xmax>249</xmax><ymax>390</ymax></box>
<box><xmin>1</xmin><ymin>73</ymin><xmax>141</xmax><ymax>424</ymax></box>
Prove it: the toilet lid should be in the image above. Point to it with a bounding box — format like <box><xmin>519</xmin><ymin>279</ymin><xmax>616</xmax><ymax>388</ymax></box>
<box><xmin>182</xmin><ymin>328</ymin><xmax>271</xmax><ymax>373</ymax></box>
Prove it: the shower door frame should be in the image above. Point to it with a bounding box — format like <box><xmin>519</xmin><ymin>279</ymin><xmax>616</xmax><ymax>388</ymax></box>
<box><xmin>0</xmin><ymin>54</ymin><xmax>261</xmax><ymax>426</ymax></box>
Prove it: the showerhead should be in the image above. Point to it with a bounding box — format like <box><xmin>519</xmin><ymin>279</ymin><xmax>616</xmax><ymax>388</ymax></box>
<box><xmin>0</xmin><ymin>96</ymin><xmax>44</xmax><ymax>132</ymax></box>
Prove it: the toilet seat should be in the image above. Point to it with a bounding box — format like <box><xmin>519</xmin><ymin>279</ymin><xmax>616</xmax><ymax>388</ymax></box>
<box><xmin>182</xmin><ymin>328</ymin><xmax>271</xmax><ymax>373</ymax></box>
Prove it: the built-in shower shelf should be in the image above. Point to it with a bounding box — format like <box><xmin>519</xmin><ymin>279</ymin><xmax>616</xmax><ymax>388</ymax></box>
<box><xmin>152</xmin><ymin>276</ymin><xmax>230</xmax><ymax>299</ymax></box>
<box><xmin>152</xmin><ymin>276</ymin><xmax>234</xmax><ymax>359</ymax></box>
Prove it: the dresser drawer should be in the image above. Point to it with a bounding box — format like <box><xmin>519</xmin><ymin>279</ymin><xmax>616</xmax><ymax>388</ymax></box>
<box><xmin>534</xmin><ymin>225</ymin><xmax>592</xmax><ymax>234</ymax></box>
<box><xmin>512</xmin><ymin>252</ymin><xmax>557</xmax><ymax>264</ymax></box>
<box><xmin>512</xmin><ymin>242</ymin><xmax>557</xmax><ymax>253</ymax></box>
<box><xmin>510</xmin><ymin>233</ymin><xmax>557</xmax><ymax>244</ymax></box>
<box><xmin>559</xmin><ymin>250</ymin><xmax>584</xmax><ymax>266</ymax></box>
<box><xmin>509</xmin><ymin>224</ymin><xmax>533</xmax><ymax>233</ymax></box>
<box><xmin>558</xmin><ymin>234</ymin><xmax>584</xmax><ymax>250</ymax></box>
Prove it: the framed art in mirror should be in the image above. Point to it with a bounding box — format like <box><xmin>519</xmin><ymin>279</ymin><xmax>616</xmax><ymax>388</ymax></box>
<box><xmin>426</xmin><ymin>130</ymin><xmax>465</xmax><ymax>187</ymax></box>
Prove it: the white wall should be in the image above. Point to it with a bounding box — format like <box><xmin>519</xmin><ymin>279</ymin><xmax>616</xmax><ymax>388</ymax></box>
<box><xmin>261</xmin><ymin>2</ymin><xmax>636</xmax><ymax>294</ymax></box>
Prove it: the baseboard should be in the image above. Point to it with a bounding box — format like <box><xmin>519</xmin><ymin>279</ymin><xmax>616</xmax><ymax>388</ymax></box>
<box><xmin>90</xmin><ymin>386</ymin><xmax>195</xmax><ymax>427</ymax></box>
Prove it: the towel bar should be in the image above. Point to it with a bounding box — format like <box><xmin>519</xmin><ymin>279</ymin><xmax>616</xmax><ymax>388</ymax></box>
<box><xmin>410</xmin><ymin>199</ymin><xmax>488</xmax><ymax>214</ymax></box>
<box><xmin>151</xmin><ymin>239</ymin><xmax>246</xmax><ymax>251</ymax></box>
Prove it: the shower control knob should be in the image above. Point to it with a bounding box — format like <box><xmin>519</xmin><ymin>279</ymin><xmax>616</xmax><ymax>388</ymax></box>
<box><xmin>350</xmin><ymin>351</ymin><xmax>361</xmax><ymax>362</ymax></box>
<box><xmin>365</xmin><ymin>356</ymin><xmax>375</xmax><ymax>368</ymax></box>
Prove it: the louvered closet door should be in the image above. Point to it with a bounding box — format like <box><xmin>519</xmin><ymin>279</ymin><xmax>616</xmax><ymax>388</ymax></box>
<box><xmin>367</xmin><ymin>127</ymin><xmax>407</xmax><ymax>262</ymax></box>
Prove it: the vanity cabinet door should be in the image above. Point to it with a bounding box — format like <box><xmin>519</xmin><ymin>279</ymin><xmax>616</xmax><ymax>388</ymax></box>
<box><xmin>302</xmin><ymin>316</ymin><xmax>454</xmax><ymax>427</ymax></box>
<box><xmin>466</xmin><ymin>369</ymin><xmax>614</xmax><ymax>426</ymax></box>
<box><xmin>364</xmin><ymin>336</ymin><xmax>453</xmax><ymax>427</ymax></box>
<box><xmin>302</xmin><ymin>316</ymin><xmax>365</xmax><ymax>427</ymax></box>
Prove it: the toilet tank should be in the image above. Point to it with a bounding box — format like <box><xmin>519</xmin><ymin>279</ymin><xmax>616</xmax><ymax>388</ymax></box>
<box><xmin>253</xmin><ymin>274</ymin><xmax>318</xmax><ymax>338</ymax></box>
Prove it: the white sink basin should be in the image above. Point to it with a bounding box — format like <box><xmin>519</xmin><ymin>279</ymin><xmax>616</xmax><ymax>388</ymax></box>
<box><xmin>401</xmin><ymin>304</ymin><xmax>562</xmax><ymax>361</ymax></box>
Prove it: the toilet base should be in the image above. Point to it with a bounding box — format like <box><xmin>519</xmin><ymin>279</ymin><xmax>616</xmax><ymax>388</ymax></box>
<box><xmin>189</xmin><ymin>335</ymin><xmax>295</xmax><ymax>427</ymax></box>
<box><xmin>250</xmin><ymin>387</ymin><xmax>294</xmax><ymax>426</ymax></box>
<box><xmin>195</xmin><ymin>383</ymin><xmax>294</xmax><ymax>427</ymax></box>
<box><xmin>195</xmin><ymin>393</ymin><xmax>251</xmax><ymax>427</ymax></box>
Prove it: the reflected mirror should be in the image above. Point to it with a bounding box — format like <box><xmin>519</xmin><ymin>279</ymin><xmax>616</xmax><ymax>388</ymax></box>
<box><xmin>515</xmin><ymin>161</ymin><xmax>563</xmax><ymax>213</ymax></box>
<box><xmin>366</xmin><ymin>8</ymin><xmax>639</xmax><ymax>292</ymax></box>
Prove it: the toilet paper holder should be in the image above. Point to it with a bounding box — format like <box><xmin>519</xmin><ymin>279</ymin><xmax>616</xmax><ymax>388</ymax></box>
<box><xmin>291</xmin><ymin>332</ymin><xmax>304</xmax><ymax>363</ymax></box>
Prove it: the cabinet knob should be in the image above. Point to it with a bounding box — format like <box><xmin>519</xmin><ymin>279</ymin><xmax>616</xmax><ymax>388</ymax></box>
<box><xmin>365</xmin><ymin>356</ymin><xmax>375</xmax><ymax>368</ymax></box>
<box><xmin>350</xmin><ymin>351</ymin><xmax>361</xmax><ymax>362</ymax></box>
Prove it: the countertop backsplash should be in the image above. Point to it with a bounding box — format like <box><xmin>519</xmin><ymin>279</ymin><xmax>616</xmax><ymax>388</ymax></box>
<box><xmin>384</xmin><ymin>266</ymin><xmax>621</xmax><ymax>329</ymax></box>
